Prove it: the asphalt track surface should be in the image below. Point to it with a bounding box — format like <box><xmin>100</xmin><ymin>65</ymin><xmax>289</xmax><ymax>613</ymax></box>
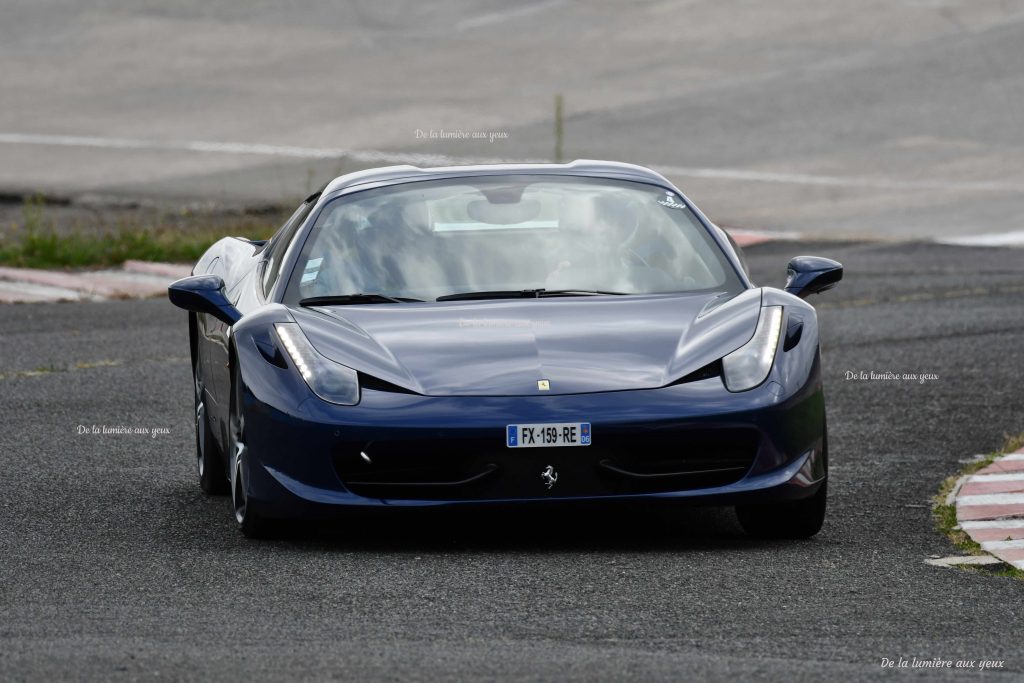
<box><xmin>1</xmin><ymin>240</ymin><xmax>1022</xmax><ymax>681</ymax></box>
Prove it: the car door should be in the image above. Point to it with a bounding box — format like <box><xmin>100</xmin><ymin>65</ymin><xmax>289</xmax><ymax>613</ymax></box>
<box><xmin>200</xmin><ymin>247</ymin><xmax>248</xmax><ymax>452</ymax></box>
<box><xmin>205</xmin><ymin>195</ymin><xmax>320</xmax><ymax>450</ymax></box>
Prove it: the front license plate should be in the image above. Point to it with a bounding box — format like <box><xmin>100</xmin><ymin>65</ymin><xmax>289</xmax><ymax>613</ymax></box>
<box><xmin>506</xmin><ymin>422</ymin><xmax>591</xmax><ymax>448</ymax></box>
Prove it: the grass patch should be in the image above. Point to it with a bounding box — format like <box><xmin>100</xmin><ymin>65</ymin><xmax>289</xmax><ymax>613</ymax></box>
<box><xmin>0</xmin><ymin>195</ymin><xmax>285</xmax><ymax>268</ymax></box>
<box><xmin>933</xmin><ymin>433</ymin><xmax>1024</xmax><ymax>579</ymax></box>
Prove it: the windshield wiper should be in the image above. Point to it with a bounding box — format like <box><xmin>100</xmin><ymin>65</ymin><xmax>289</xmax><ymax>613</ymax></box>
<box><xmin>540</xmin><ymin>289</ymin><xmax>627</xmax><ymax>297</ymax></box>
<box><xmin>299</xmin><ymin>293</ymin><xmax>423</xmax><ymax>306</ymax></box>
<box><xmin>436</xmin><ymin>288</ymin><xmax>626</xmax><ymax>302</ymax></box>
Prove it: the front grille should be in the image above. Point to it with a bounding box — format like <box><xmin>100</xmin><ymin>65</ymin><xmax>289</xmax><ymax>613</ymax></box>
<box><xmin>333</xmin><ymin>427</ymin><xmax>759</xmax><ymax>501</ymax></box>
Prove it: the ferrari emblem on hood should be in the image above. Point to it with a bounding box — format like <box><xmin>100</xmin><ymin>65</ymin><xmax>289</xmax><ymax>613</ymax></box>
<box><xmin>537</xmin><ymin>379</ymin><xmax>550</xmax><ymax>391</ymax></box>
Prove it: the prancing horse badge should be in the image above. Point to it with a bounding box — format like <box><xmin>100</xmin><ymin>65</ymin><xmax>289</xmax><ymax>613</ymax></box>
<box><xmin>541</xmin><ymin>465</ymin><xmax>559</xmax><ymax>489</ymax></box>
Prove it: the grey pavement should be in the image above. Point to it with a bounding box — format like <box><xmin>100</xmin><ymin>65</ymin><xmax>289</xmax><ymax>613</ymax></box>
<box><xmin>1</xmin><ymin>240</ymin><xmax>1022</xmax><ymax>681</ymax></box>
<box><xmin>1</xmin><ymin>1</ymin><xmax>1024</xmax><ymax>240</ymax></box>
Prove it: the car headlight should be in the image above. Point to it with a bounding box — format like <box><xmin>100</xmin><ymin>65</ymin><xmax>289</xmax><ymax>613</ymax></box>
<box><xmin>722</xmin><ymin>306</ymin><xmax>783</xmax><ymax>392</ymax></box>
<box><xmin>274</xmin><ymin>322</ymin><xmax>360</xmax><ymax>405</ymax></box>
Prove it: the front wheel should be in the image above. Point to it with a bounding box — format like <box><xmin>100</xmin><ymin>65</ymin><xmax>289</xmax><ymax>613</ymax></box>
<box><xmin>735</xmin><ymin>480</ymin><xmax>827</xmax><ymax>539</ymax></box>
<box><xmin>229</xmin><ymin>360</ymin><xmax>271</xmax><ymax>539</ymax></box>
<box><xmin>195</xmin><ymin>373</ymin><xmax>229</xmax><ymax>495</ymax></box>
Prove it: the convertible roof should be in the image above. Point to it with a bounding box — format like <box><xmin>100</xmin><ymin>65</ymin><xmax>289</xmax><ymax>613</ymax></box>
<box><xmin>320</xmin><ymin>159</ymin><xmax>673</xmax><ymax>198</ymax></box>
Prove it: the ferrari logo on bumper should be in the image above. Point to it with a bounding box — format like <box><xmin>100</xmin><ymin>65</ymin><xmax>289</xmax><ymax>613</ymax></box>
<box><xmin>541</xmin><ymin>465</ymin><xmax>559</xmax><ymax>489</ymax></box>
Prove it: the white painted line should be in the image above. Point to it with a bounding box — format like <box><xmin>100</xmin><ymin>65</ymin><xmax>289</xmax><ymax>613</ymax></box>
<box><xmin>1</xmin><ymin>132</ymin><xmax>1022</xmax><ymax>194</ymax></box>
<box><xmin>1014</xmin><ymin>559</ymin><xmax>1024</xmax><ymax>570</ymax></box>
<box><xmin>925</xmin><ymin>555</ymin><xmax>1003</xmax><ymax>567</ymax></box>
<box><xmin>655</xmin><ymin>164</ymin><xmax>1024</xmax><ymax>193</ymax></box>
<box><xmin>970</xmin><ymin>473</ymin><xmax>1024</xmax><ymax>482</ymax></box>
<box><xmin>1002</xmin><ymin>454</ymin><xmax>1024</xmax><ymax>461</ymax></box>
<box><xmin>936</xmin><ymin>230</ymin><xmax>1024</xmax><ymax>247</ymax></box>
<box><xmin>456</xmin><ymin>0</ymin><xmax>565</xmax><ymax>31</ymax></box>
<box><xmin>0</xmin><ymin>132</ymin><xmax>490</xmax><ymax>167</ymax></box>
<box><xmin>960</xmin><ymin>519</ymin><xmax>1024</xmax><ymax>530</ymax></box>
<box><xmin>956</xmin><ymin>493</ymin><xmax>1024</xmax><ymax>506</ymax></box>
<box><xmin>980</xmin><ymin>539</ymin><xmax>1024</xmax><ymax>551</ymax></box>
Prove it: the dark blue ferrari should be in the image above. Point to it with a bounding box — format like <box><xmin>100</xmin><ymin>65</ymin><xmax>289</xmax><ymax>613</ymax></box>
<box><xmin>168</xmin><ymin>160</ymin><xmax>842</xmax><ymax>538</ymax></box>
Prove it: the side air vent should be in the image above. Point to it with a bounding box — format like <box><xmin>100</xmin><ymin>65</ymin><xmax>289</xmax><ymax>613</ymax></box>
<box><xmin>358</xmin><ymin>373</ymin><xmax>419</xmax><ymax>395</ymax></box>
<box><xmin>666</xmin><ymin>360</ymin><xmax>722</xmax><ymax>387</ymax></box>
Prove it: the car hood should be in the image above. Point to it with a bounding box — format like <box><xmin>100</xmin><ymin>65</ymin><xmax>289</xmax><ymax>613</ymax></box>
<box><xmin>291</xmin><ymin>289</ymin><xmax>762</xmax><ymax>396</ymax></box>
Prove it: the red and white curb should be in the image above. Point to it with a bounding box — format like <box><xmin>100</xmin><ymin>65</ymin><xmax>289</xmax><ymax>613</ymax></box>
<box><xmin>722</xmin><ymin>227</ymin><xmax>801</xmax><ymax>248</ymax></box>
<box><xmin>954</xmin><ymin>448</ymin><xmax>1024</xmax><ymax>570</ymax></box>
<box><xmin>725</xmin><ymin>226</ymin><xmax>1024</xmax><ymax>249</ymax></box>
<box><xmin>0</xmin><ymin>260</ymin><xmax>191</xmax><ymax>303</ymax></box>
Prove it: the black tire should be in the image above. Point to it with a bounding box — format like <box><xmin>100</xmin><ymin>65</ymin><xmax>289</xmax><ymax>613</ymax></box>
<box><xmin>736</xmin><ymin>480</ymin><xmax>827</xmax><ymax>539</ymax></box>
<box><xmin>228</xmin><ymin>357</ymin><xmax>271</xmax><ymax>539</ymax></box>
<box><xmin>195</xmin><ymin>371</ymin><xmax>229</xmax><ymax>495</ymax></box>
<box><xmin>737</xmin><ymin>420</ymin><xmax>828</xmax><ymax>539</ymax></box>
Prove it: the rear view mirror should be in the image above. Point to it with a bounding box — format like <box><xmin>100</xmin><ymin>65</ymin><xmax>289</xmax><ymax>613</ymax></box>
<box><xmin>784</xmin><ymin>256</ymin><xmax>843</xmax><ymax>299</ymax></box>
<box><xmin>168</xmin><ymin>275</ymin><xmax>242</xmax><ymax>326</ymax></box>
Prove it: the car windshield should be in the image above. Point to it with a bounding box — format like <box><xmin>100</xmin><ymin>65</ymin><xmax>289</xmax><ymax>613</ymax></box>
<box><xmin>283</xmin><ymin>175</ymin><xmax>743</xmax><ymax>303</ymax></box>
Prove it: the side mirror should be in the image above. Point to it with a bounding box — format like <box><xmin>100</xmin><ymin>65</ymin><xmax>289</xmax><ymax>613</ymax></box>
<box><xmin>168</xmin><ymin>275</ymin><xmax>241</xmax><ymax>326</ymax></box>
<box><xmin>784</xmin><ymin>256</ymin><xmax>843</xmax><ymax>299</ymax></box>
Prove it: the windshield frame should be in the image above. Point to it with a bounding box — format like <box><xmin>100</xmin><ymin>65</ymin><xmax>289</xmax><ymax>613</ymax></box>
<box><xmin>273</xmin><ymin>173</ymin><xmax>752</xmax><ymax>305</ymax></box>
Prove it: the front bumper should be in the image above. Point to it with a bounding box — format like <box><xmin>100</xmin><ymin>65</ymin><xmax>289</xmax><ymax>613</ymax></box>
<box><xmin>238</xmin><ymin>357</ymin><xmax>826</xmax><ymax>519</ymax></box>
